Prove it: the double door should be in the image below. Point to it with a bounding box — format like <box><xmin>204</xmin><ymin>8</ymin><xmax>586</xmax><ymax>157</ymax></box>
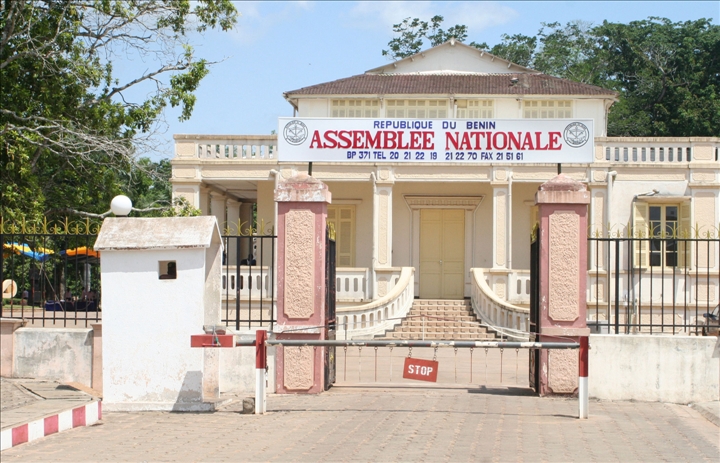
<box><xmin>419</xmin><ymin>209</ymin><xmax>465</xmax><ymax>299</ymax></box>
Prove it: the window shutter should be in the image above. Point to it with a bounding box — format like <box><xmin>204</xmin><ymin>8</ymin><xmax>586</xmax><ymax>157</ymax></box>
<box><xmin>327</xmin><ymin>206</ymin><xmax>355</xmax><ymax>267</ymax></box>
<box><xmin>632</xmin><ymin>202</ymin><xmax>650</xmax><ymax>268</ymax></box>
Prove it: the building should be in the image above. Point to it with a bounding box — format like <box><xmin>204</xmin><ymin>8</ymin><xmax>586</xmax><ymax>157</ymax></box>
<box><xmin>171</xmin><ymin>40</ymin><xmax>719</xmax><ymax>338</ymax></box>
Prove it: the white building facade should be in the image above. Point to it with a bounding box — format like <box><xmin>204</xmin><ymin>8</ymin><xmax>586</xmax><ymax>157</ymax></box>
<box><xmin>172</xmin><ymin>41</ymin><xmax>719</xmax><ymax>337</ymax></box>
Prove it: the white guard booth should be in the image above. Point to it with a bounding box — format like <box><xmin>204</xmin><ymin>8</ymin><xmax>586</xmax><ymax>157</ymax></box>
<box><xmin>95</xmin><ymin>217</ymin><xmax>223</xmax><ymax>411</ymax></box>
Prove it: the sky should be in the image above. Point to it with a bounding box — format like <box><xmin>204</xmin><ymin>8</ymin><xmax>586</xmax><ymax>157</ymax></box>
<box><xmin>130</xmin><ymin>1</ymin><xmax>720</xmax><ymax>159</ymax></box>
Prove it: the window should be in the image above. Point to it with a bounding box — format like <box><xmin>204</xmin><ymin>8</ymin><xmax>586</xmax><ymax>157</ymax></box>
<box><xmin>327</xmin><ymin>205</ymin><xmax>355</xmax><ymax>266</ymax></box>
<box><xmin>331</xmin><ymin>100</ymin><xmax>379</xmax><ymax>117</ymax></box>
<box><xmin>457</xmin><ymin>100</ymin><xmax>494</xmax><ymax>118</ymax></box>
<box><xmin>632</xmin><ymin>202</ymin><xmax>691</xmax><ymax>268</ymax></box>
<box><xmin>523</xmin><ymin>100</ymin><xmax>572</xmax><ymax>118</ymax></box>
<box><xmin>159</xmin><ymin>261</ymin><xmax>177</xmax><ymax>280</ymax></box>
<box><xmin>386</xmin><ymin>99</ymin><xmax>448</xmax><ymax>118</ymax></box>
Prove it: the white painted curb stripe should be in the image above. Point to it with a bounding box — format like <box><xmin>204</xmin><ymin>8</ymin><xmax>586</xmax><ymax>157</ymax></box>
<box><xmin>0</xmin><ymin>400</ymin><xmax>101</xmax><ymax>451</ymax></box>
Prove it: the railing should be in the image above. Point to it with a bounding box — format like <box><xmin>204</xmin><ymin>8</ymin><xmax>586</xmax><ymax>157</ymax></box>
<box><xmin>174</xmin><ymin>134</ymin><xmax>277</xmax><ymax>160</ymax></box>
<box><xmin>1</xmin><ymin>219</ymin><xmax>102</xmax><ymax>327</ymax></box>
<box><xmin>336</xmin><ymin>267</ymin><xmax>414</xmax><ymax>339</ymax></box>
<box><xmin>470</xmin><ymin>268</ymin><xmax>529</xmax><ymax>340</ymax></box>
<box><xmin>508</xmin><ymin>270</ymin><xmax>531</xmax><ymax>305</ymax></box>
<box><xmin>594</xmin><ymin>137</ymin><xmax>719</xmax><ymax>164</ymax></box>
<box><xmin>336</xmin><ymin>268</ymin><xmax>369</xmax><ymax>300</ymax></box>
<box><xmin>588</xmin><ymin>236</ymin><xmax>719</xmax><ymax>335</ymax></box>
<box><xmin>222</xmin><ymin>266</ymin><xmax>273</xmax><ymax>300</ymax></box>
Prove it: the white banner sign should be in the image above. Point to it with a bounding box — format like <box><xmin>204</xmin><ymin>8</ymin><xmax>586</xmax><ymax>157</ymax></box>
<box><xmin>278</xmin><ymin>117</ymin><xmax>594</xmax><ymax>163</ymax></box>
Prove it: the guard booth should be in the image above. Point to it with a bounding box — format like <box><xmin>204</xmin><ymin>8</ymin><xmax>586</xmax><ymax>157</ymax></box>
<box><xmin>95</xmin><ymin>216</ymin><xmax>224</xmax><ymax>411</ymax></box>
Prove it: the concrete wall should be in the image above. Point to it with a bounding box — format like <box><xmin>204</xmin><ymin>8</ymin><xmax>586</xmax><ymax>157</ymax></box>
<box><xmin>13</xmin><ymin>328</ymin><xmax>93</xmax><ymax>386</ymax></box>
<box><xmin>589</xmin><ymin>334</ymin><xmax>720</xmax><ymax>403</ymax></box>
<box><xmin>219</xmin><ymin>335</ymin><xmax>276</xmax><ymax>394</ymax></box>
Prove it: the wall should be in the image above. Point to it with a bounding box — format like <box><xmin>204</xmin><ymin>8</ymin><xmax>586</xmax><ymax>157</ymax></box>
<box><xmin>13</xmin><ymin>328</ymin><xmax>93</xmax><ymax>386</ymax></box>
<box><xmin>101</xmin><ymin>248</ymin><xmax>209</xmax><ymax>411</ymax></box>
<box><xmin>219</xmin><ymin>335</ymin><xmax>276</xmax><ymax>393</ymax></box>
<box><xmin>324</xmin><ymin>181</ymin><xmax>373</xmax><ymax>268</ymax></box>
<box><xmin>589</xmin><ymin>334</ymin><xmax>719</xmax><ymax>403</ymax></box>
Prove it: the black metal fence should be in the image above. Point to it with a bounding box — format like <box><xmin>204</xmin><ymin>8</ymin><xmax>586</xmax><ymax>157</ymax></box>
<box><xmin>1</xmin><ymin>219</ymin><xmax>102</xmax><ymax>327</ymax></box>
<box><xmin>220</xmin><ymin>234</ymin><xmax>276</xmax><ymax>330</ymax></box>
<box><xmin>588</xmin><ymin>236</ymin><xmax>719</xmax><ymax>335</ymax></box>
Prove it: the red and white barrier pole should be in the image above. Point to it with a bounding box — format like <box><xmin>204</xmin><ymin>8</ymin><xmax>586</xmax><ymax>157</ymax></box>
<box><xmin>255</xmin><ymin>330</ymin><xmax>267</xmax><ymax>414</ymax></box>
<box><xmin>578</xmin><ymin>336</ymin><xmax>589</xmax><ymax>419</ymax></box>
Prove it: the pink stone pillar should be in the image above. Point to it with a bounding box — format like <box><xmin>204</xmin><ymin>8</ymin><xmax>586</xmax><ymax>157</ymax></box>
<box><xmin>274</xmin><ymin>175</ymin><xmax>331</xmax><ymax>394</ymax></box>
<box><xmin>535</xmin><ymin>174</ymin><xmax>590</xmax><ymax>396</ymax></box>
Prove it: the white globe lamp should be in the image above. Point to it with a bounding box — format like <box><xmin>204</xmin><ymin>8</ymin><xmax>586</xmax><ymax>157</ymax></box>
<box><xmin>110</xmin><ymin>195</ymin><xmax>133</xmax><ymax>216</ymax></box>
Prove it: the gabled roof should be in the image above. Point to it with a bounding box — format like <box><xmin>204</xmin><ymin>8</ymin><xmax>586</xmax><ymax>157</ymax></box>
<box><xmin>95</xmin><ymin>217</ymin><xmax>223</xmax><ymax>251</ymax></box>
<box><xmin>366</xmin><ymin>40</ymin><xmax>537</xmax><ymax>75</ymax></box>
<box><xmin>284</xmin><ymin>73</ymin><xmax>617</xmax><ymax>98</ymax></box>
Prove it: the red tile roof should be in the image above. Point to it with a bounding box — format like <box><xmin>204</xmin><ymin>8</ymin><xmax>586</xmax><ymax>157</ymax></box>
<box><xmin>285</xmin><ymin>73</ymin><xmax>617</xmax><ymax>97</ymax></box>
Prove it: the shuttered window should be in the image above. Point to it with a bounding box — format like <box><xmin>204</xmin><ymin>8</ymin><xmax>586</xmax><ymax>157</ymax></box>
<box><xmin>386</xmin><ymin>99</ymin><xmax>448</xmax><ymax>118</ymax></box>
<box><xmin>523</xmin><ymin>100</ymin><xmax>572</xmax><ymax>118</ymax></box>
<box><xmin>632</xmin><ymin>202</ymin><xmax>691</xmax><ymax>268</ymax></box>
<box><xmin>457</xmin><ymin>100</ymin><xmax>494</xmax><ymax>118</ymax></box>
<box><xmin>331</xmin><ymin>100</ymin><xmax>379</xmax><ymax>117</ymax></box>
<box><xmin>327</xmin><ymin>205</ymin><xmax>355</xmax><ymax>267</ymax></box>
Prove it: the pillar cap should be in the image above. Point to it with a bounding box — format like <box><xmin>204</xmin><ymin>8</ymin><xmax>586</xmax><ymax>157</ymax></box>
<box><xmin>535</xmin><ymin>174</ymin><xmax>590</xmax><ymax>205</ymax></box>
<box><xmin>275</xmin><ymin>174</ymin><xmax>332</xmax><ymax>203</ymax></box>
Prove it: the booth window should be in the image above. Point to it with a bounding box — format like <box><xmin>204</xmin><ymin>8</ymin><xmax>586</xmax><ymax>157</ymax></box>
<box><xmin>632</xmin><ymin>201</ymin><xmax>691</xmax><ymax>268</ymax></box>
<box><xmin>159</xmin><ymin>261</ymin><xmax>177</xmax><ymax>280</ymax></box>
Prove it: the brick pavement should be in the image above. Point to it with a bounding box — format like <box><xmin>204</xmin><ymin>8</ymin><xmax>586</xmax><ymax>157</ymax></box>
<box><xmin>2</xmin><ymin>386</ymin><xmax>718</xmax><ymax>462</ymax></box>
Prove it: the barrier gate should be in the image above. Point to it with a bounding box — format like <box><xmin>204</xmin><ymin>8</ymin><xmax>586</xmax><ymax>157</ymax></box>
<box><xmin>194</xmin><ymin>334</ymin><xmax>589</xmax><ymax>419</ymax></box>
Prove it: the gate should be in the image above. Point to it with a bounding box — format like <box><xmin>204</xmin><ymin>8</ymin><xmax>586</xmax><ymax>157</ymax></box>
<box><xmin>324</xmin><ymin>224</ymin><xmax>337</xmax><ymax>389</ymax></box>
<box><xmin>529</xmin><ymin>228</ymin><xmax>540</xmax><ymax>392</ymax></box>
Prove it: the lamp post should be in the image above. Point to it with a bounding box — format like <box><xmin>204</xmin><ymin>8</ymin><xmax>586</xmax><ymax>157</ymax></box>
<box><xmin>110</xmin><ymin>195</ymin><xmax>132</xmax><ymax>217</ymax></box>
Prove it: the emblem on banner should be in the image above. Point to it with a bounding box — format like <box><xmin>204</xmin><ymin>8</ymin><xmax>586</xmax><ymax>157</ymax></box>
<box><xmin>564</xmin><ymin>122</ymin><xmax>590</xmax><ymax>148</ymax></box>
<box><xmin>283</xmin><ymin>120</ymin><xmax>308</xmax><ymax>145</ymax></box>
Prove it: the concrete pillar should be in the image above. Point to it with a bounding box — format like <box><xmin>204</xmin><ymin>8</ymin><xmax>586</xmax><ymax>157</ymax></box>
<box><xmin>90</xmin><ymin>323</ymin><xmax>102</xmax><ymax>394</ymax></box>
<box><xmin>274</xmin><ymin>174</ymin><xmax>331</xmax><ymax>394</ymax></box>
<box><xmin>0</xmin><ymin>319</ymin><xmax>26</xmax><ymax>377</ymax></box>
<box><xmin>491</xmin><ymin>168</ymin><xmax>510</xmax><ymax>300</ymax></box>
<box><xmin>239</xmin><ymin>202</ymin><xmax>255</xmax><ymax>260</ymax></box>
<box><xmin>172</xmin><ymin>182</ymin><xmax>201</xmax><ymax>210</ymax></box>
<box><xmin>535</xmin><ymin>174</ymin><xmax>590</xmax><ymax>396</ymax></box>
<box><xmin>372</xmin><ymin>168</ymin><xmax>394</xmax><ymax>298</ymax></box>
<box><xmin>210</xmin><ymin>191</ymin><xmax>227</xmax><ymax>229</ymax></box>
<box><xmin>199</xmin><ymin>186</ymin><xmax>210</xmax><ymax>216</ymax></box>
<box><xmin>226</xmin><ymin>199</ymin><xmax>240</xmax><ymax>265</ymax></box>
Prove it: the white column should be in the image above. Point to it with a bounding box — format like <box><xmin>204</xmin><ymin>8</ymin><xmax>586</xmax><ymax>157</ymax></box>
<box><xmin>492</xmin><ymin>174</ymin><xmax>509</xmax><ymax>270</ymax></box>
<box><xmin>199</xmin><ymin>186</ymin><xmax>211</xmax><ymax>216</ymax></box>
<box><xmin>239</xmin><ymin>202</ymin><xmax>254</xmax><ymax>261</ymax></box>
<box><xmin>226</xmin><ymin>199</ymin><xmax>240</xmax><ymax>265</ymax></box>
<box><xmin>210</xmin><ymin>191</ymin><xmax>227</xmax><ymax>230</ymax></box>
<box><xmin>372</xmin><ymin>169</ymin><xmax>394</xmax><ymax>299</ymax></box>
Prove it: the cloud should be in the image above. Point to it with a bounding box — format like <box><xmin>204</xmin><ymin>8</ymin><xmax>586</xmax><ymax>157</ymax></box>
<box><xmin>350</xmin><ymin>1</ymin><xmax>518</xmax><ymax>34</ymax></box>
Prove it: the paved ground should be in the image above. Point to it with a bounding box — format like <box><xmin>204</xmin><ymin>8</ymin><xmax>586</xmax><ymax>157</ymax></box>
<box><xmin>1</xmin><ymin>378</ymin><xmax>96</xmax><ymax>431</ymax></box>
<box><xmin>2</xmin><ymin>385</ymin><xmax>718</xmax><ymax>462</ymax></box>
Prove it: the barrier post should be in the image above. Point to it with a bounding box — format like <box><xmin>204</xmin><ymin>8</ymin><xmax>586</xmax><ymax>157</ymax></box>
<box><xmin>578</xmin><ymin>336</ymin><xmax>589</xmax><ymax>419</ymax></box>
<box><xmin>255</xmin><ymin>330</ymin><xmax>267</xmax><ymax>414</ymax></box>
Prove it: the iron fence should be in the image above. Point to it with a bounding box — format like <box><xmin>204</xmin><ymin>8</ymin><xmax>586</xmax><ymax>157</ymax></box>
<box><xmin>220</xmin><ymin>234</ymin><xmax>276</xmax><ymax>330</ymax></box>
<box><xmin>588</xmin><ymin>236</ymin><xmax>719</xmax><ymax>335</ymax></box>
<box><xmin>1</xmin><ymin>218</ymin><xmax>102</xmax><ymax>327</ymax></box>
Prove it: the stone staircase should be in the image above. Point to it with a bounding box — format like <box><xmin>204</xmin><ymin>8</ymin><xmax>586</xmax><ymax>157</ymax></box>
<box><xmin>375</xmin><ymin>299</ymin><xmax>496</xmax><ymax>340</ymax></box>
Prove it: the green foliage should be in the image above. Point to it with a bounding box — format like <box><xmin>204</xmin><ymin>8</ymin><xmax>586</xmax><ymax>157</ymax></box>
<box><xmin>383</xmin><ymin>16</ymin><xmax>719</xmax><ymax>137</ymax></box>
<box><xmin>383</xmin><ymin>15</ymin><xmax>469</xmax><ymax>59</ymax></box>
<box><xmin>1</xmin><ymin>0</ymin><xmax>238</xmax><ymax>221</ymax></box>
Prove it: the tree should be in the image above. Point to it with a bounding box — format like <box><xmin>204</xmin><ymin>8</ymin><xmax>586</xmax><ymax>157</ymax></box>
<box><xmin>383</xmin><ymin>15</ymin><xmax>469</xmax><ymax>60</ymax></box>
<box><xmin>0</xmin><ymin>1</ymin><xmax>237</xmax><ymax>221</ymax></box>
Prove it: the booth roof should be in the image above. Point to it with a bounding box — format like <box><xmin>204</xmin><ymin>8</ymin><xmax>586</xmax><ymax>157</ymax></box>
<box><xmin>94</xmin><ymin>217</ymin><xmax>222</xmax><ymax>251</ymax></box>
